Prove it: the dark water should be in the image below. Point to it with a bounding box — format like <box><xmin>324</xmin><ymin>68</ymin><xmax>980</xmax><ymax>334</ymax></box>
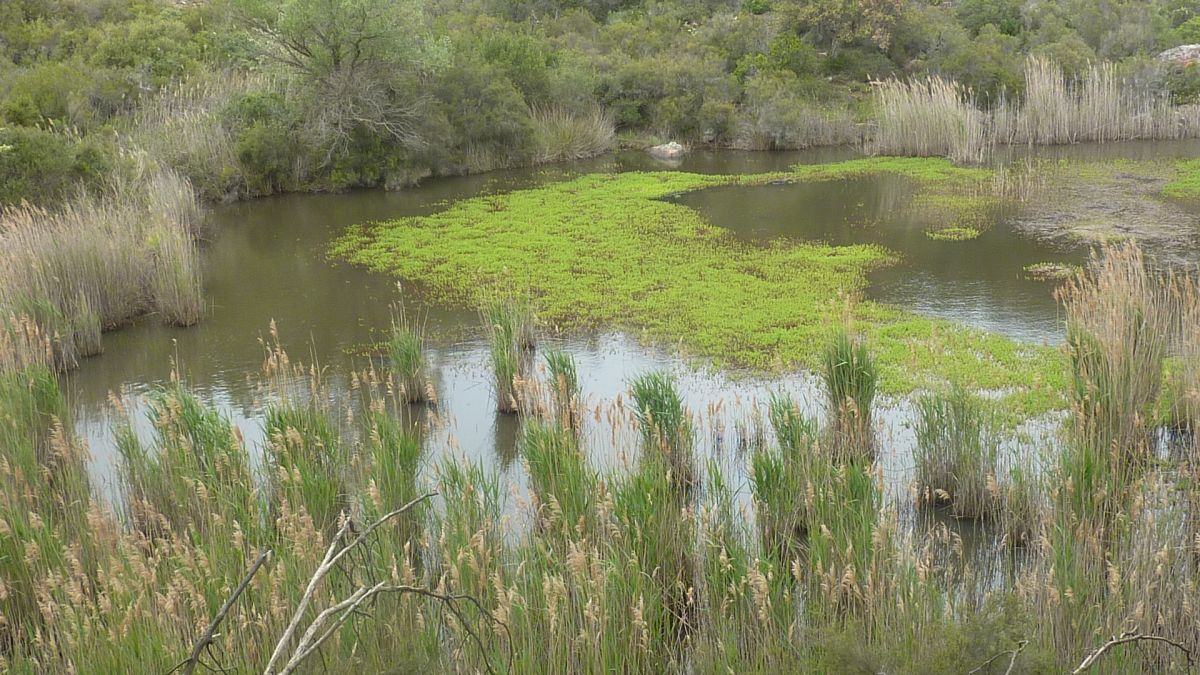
<box><xmin>66</xmin><ymin>143</ymin><xmax>1200</xmax><ymax>505</ymax></box>
<box><xmin>674</xmin><ymin>174</ymin><xmax>1078</xmax><ymax>342</ymax></box>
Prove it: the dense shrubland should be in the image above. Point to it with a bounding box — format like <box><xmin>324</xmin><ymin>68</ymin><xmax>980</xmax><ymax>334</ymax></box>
<box><xmin>2</xmin><ymin>0</ymin><xmax>1200</xmax><ymax>206</ymax></box>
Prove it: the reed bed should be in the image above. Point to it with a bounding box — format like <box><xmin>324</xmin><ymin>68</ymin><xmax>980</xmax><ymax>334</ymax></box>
<box><xmin>913</xmin><ymin>385</ymin><xmax>1002</xmax><ymax>520</ymax></box>
<box><xmin>0</xmin><ymin>158</ymin><xmax>202</xmax><ymax>368</ymax></box>
<box><xmin>122</xmin><ymin>71</ymin><xmax>270</xmax><ymax>200</ymax></box>
<box><xmin>530</xmin><ymin>105</ymin><xmax>616</xmax><ymax>163</ymax></box>
<box><xmin>4</xmin><ymin>244</ymin><xmax>1200</xmax><ymax>672</ymax></box>
<box><xmin>630</xmin><ymin>372</ymin><xmax>696</xmax><ymax>494</ymax></box>
<box><xmin>821</xmin><ymin>327</ymin><xmax>878</xmax><ymax>461</ymax></box>
<box><xmin>387</xmin><ymin>312</ymin><xmax>430</xmax><ymax>404</ymax></box>
<box><xmin>1058</xmin><ymin>244</ymin><xmax>1175</xmax><ymax>470</ymax></box>
<box><xmin>482</xmin><ymin>298</ymin><xmax>536</xmax><ymax>414</ymax></box>
<box><xmin>872</xmin><ymin>56</ymin><xmax>1200</xmax><ymax>163</ymax></box>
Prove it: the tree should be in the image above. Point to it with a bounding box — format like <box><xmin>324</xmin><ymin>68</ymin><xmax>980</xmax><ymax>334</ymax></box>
<box><xmin>790</xmin><ymin>0</ymin><xmax>907</xmax><ymax>51</ymax></box>
<box><xmin>233</xmin><ymin>0</ymin><xmax>435</xmax><ymax>161</ymax></box>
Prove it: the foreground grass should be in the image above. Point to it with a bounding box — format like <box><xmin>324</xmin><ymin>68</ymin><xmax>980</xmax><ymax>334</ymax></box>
<box><xmin>335</xmin><ymin>157</ymin><xmax>1064</xmax><ymax>415</ymax></box>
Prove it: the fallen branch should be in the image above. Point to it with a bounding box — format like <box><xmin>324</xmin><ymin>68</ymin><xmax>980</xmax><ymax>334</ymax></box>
<box><xmin>264</xmin><ymin>492</ymin><xmax>509</xmax><ymax>675</ymax></box>
<box><xmin>967</xmin><ymin>639</ymin><xmax>1028</xmax><ymax>675</ymax></box>
<box><xmin>1073</xmin><ymin>630</ymin><xmax>1194</xmax><ymax>673</ymax></box>
<box><xmin>170</xmin><ymin>548</ymin><xmax>272</xmax><ymax>675</ymax></box>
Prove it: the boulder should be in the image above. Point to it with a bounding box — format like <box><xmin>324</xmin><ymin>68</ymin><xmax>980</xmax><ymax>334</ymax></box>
<box><xmin>1158</xmin><ymin>44</ymin><xmax>1200</xmax><ymax>67</ymax></box>
<box><xmin>648</xmin><ymin>141</ymin><xmax>686</xmax><ymax>160</ymax></box>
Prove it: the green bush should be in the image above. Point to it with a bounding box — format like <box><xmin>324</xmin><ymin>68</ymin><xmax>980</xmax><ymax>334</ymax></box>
<box><xmin>225</xmin><ymin>92</ymin><xmax>302</xmax><ymax>193</ymax></box>
<box><xmin>0</xmin><ymin>126</ymin><xmax>111</xmax><ymax>205</ymax></box>
<box><xmin>1166</xmin><ymin>63</ymin><xmax>1200</xmax><ymax>104</ymax></box>
<box><xmin>481</xmin><ymin>31</ymin><xmax>556</xmax><ymax>104</ymax></box>
<box><xmin>87</xmin><ymin>9</ymin><xmax>202</xmax><ymax>87</ymax></box>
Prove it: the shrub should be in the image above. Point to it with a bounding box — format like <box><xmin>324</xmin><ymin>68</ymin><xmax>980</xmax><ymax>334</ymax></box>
<box><xmin>0</xmin><ymin>126</ymin><xmax>111</xmax><ymax>205</ymax></box>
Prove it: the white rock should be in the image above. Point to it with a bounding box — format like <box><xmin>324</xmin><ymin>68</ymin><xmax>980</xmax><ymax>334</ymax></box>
<box><xmin>1158</xmin><ymin>44</ymin><xmax>1200</xmax><ymax>66</ymax></box>
<box><xmin>648</xmin><ymin>141</ymin><xmax>686</xmax><ymax>160</ymax></box>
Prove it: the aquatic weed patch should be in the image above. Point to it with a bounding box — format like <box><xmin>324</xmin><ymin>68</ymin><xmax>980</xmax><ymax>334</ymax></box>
<box><xmin>334</xmin><ymin>158</ymin><xmax>1065</xmax><ymax>411</ymax></box>
<box><xmin>1163</xmin><ymin>158</ymin><xmax>1200</xmax><ymax>200</ymax></box>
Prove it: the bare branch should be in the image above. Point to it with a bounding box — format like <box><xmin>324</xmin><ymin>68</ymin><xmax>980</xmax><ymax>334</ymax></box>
<box><xmin>263</xmin><ymin>492</ymin><xmax>438</xmax><ymax>675</ymax></box>
<box><xmin>170</xmin><ymin>549</ymin><xmax>272</xmax><ymax>675</ymax></box>
<box><xmin>967</xmin><ymin>639</ymin><xmax>1028</xmax><ymax>675</ymax></box>
<box><xmin>1073</xmin><ymin>631</ymin><xmax>1194</xmax><ymax>673</ymax></box>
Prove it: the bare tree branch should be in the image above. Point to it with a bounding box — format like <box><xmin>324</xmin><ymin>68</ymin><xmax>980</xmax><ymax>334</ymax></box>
<box><xmin>265</xmin><ymin>492</ymin><xmax>481</xmax><ymax>675</ymax></box>
<box><xmin>169</xmin><ymin>549</ymin><xmax>272</xmax><ymax>675</ymax></box>
<box><xmin>967</xmin><ymin>639</ymin><xmax>1028</xmax><ymax>675</ymax></box>
<box><xmin>1073</xmin><ymin>630</ymin><xmax>1194</xmax><ymax>673</ymax></box>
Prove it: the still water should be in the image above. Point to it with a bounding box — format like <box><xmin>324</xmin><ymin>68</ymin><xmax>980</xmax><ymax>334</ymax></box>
<box><xmin>67</xmin><ymin>144</ymin><xmax>1200</xmax><ymax>506</ymax></box>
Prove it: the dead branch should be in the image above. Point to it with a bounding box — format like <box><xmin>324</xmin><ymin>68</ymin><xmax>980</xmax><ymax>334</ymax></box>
<box><xmin>263</xmin><ymin>492</ymin><xmax>436</xmax><ymax>674</ymax></box>
<box><xmin>170</xmin><ymin>548</ymin><xmax>272</xmax><ymax>675</ymax></box>
<box><xmin>1073</xmin><ymin>630</ymin><xmax>1195</xmax><ymax>673</ymax></box>
<box><xmin>262</xmin><ymin>491</ymin><xmax>518</xmax><ymax>675</ymax></box>
<box><xmin>276</xmin><ymin>583</ymin><xmax>510</xmax><ymax>675</ymax></box>
<box><xmin>967</xmin><ymin>639</ymin><xmax>1028</xmax><ymax>675</ymax></box>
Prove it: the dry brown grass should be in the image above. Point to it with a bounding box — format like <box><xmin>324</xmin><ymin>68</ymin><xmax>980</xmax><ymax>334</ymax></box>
<box><xmin>0</xmin><ymin>155</ymin><xmax>203</xmax><ymax>367</ymax></box>
<box><xmin>873</xmin><ymin>56</ymin><xmax>1200</xmax><ymax>163</ymax></box>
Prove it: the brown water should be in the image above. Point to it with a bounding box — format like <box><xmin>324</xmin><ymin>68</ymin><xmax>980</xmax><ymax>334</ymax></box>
<box><xmin>67</xmin><ymin>144</ymin><xmax>1200</xmax><ymax>511</ymax></box>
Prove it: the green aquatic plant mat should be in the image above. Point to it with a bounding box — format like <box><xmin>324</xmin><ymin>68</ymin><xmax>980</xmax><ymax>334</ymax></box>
<box><xmin>335</xmin><ymin>157</ymin><xmax>1065</xmax><ymax>414</ymax></box>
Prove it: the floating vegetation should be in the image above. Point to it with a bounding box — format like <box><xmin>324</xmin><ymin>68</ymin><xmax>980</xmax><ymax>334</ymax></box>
<box><xmin>925</xmin><ymin>225</ymin><xmax>981</xmax><ymax>241</ymax></box>
<box><xmin>335</xmin><ymin>157</ymin><xmax>1066</xmax><ymax>415</ymax></box>
<box><xmin>1023</xmin><ymin>261</ymin><xmax>1080</xmax><ymax>281</ymax></box>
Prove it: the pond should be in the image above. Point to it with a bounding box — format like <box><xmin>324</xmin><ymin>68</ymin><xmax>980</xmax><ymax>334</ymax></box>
<box><xmin>67</xmin><ymin>143</ymin><xmax>1200</xmax><ymax>511</ymax></box>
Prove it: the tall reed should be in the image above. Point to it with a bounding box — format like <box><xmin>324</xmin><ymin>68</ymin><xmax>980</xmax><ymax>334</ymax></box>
<box><xmin>821</xmin><ymin>328</ymin><xmax>877</xmax><ymax>461</ymax></box>
<box><xmin>630</xmin><ymin>372</ymin><xmax>696</xmax><ymax>493</ymax></box>
<box><xmin>544</xmin><ymin>349</ymin><xmax>580</xmax><ymax>431</ymax></box>
<box><xmin>913</xmin><ymin>385</ymin><xmax>1001</xmax><ymax>519</ymax></box>
<box><xmin>530</xmin><ymin>105</ymin><xmax>616</xmax><ymax>163</ymax></box>
<box><xmin>872</xmin><ymin>56</ymin><xmax>1200</xmax><ymax>163</ymax></box>
<box><xmin>387</xmin><ymin>315</ymin><xmax>429</xmax><ymax>404</ymax></box>
<box><xmin>1057</xmin><ymin>244</ymin><xmax>1173</xmax><ymax>470</ymax></box>
<box><xmin>482</xmin><ymin>298</ymin><xmax>536</xmax><ymax>414</ymax></box>
<box><xmin>0</xmin><ymin>158</ymin><xmax>203</xmax><ymax>367</ymax></box>
<box><xmin>871</xmin><ymin>76</ymin><xmax>993</xmax><ymax>164</ymax></box>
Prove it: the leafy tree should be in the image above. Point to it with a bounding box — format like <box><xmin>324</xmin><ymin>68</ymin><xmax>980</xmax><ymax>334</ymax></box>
<box><xmin>233</xmin><ymin>0</ymin><xmax>434</xmax><ymax>161</ymax></box>
<box><xmin>956</xmin><ymin>0</ymin><xmax>1023</xmax><ymax>37</ymax></box>
<box><xmin>789</xmin><ymin>0</ymin><xmax>907</xmax><ymax>51</ymax></box>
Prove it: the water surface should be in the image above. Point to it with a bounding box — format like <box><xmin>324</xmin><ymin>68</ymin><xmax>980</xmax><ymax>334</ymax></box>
<box><xmin>67</xmin><ymin>144</ymin><xmax>1200</xmax><ymax>504</ymax></box>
